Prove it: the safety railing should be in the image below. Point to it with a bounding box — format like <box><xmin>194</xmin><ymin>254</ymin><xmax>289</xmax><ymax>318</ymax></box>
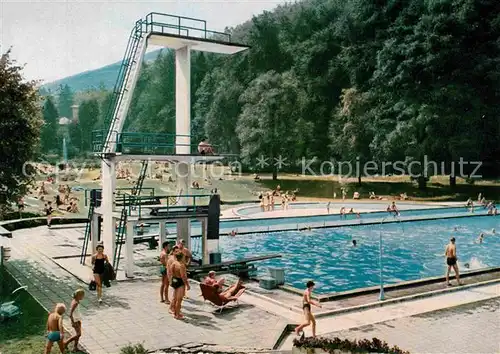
<box><xmin>103</xmin><ymin>20</ymin><xmax>144</xmax><ymax>139</ymax></box>
<box><xmin>84</xmin><ymin>187</ymin><xmax>156</xmax><ymax>207</ymax></box>
<box><xmin>93</xmin><ymin>130</ymin><xmax>225</xmax><ymax>155</ymax></box>
<box><xmin>144</xmin><ymin>12</ymin><xmax>231</xmax><ymax>42</ymax></box>
<box><xmin>117</xmin><ymin>193</ymin><xmax>212</xmax><ymax>218</ymax></box>
<box><xmin>100</xmin><ymin>12</ymin><xmax>240</xmax><ymax>155</ymax></box>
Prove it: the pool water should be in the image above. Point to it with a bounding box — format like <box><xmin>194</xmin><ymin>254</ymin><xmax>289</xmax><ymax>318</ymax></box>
<box><xmin>215</xmin><ymin>216</ymin><xmax>500</xmax><ymax>294</ymax></box>
<box><xmin>143</xmin><ymin>206</ymin><xmax>482</xmax><ymax>237</ymax></box>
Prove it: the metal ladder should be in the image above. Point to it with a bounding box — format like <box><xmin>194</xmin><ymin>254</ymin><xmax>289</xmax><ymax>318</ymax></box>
<box><xmin>102</xmin><ymin>21</ymin><xmax>148</xmax><ymax>155</ymax></box>
<box><xmin>112</xmin><ymin>208</ymin><xmax>128</xmax><ymax>271</ymax></box>
<box><xmin>132</xmin><ymin>160</ymin><xmax>148</xmax><ymax>197</ymax></box>
<box><xmin>79</xmin><ymin>204</ymin><xmax>95</xmax><ymax>265</ymax></box>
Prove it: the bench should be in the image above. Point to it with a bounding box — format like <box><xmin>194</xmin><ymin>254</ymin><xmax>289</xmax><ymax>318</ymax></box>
<box><xmin>188</xmin><ymin>254</ymin><xmax>281</xmax><ymax>279</ymax></box>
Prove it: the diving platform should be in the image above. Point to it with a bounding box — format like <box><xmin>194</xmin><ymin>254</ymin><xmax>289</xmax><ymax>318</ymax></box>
<box><xmin>144</xmin><ymin>12</ymin><xmax>249</xmax><ymax>54</ymax></box>
<box><xmin>94</xmin><ymin>12</ymin><xmax>248</xmax><ymax>271</ymax></box>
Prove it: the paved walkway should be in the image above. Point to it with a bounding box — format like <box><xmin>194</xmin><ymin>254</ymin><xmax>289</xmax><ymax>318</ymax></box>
<box><xmin>2</xmin><ymin>226</ymin><xmax>288</xmax><ymax>353</ymax></box>
<box><xmin>323</xmin><ymin>298</ymin><xmax>500</xmax><ymax>353</ymax></box>
<box><xmin>3</xmin><ymin>223</ymin><xmax>500</xmax><ymax>354</ymax></box>
<box><xmin>279</xmin><ymin>282</ymin><xmax>500</xmax><ymax>350</ymax></box>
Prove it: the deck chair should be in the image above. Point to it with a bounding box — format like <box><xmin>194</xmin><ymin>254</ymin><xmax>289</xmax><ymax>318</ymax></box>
<box><xmin>199</xmin><ymin>283</ymin><xmax>244</xmax><ymax>313</ymax></box>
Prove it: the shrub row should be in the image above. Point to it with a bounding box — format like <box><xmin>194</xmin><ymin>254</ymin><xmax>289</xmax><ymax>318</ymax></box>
<box><xmin>293</xmin><ymin>336</ymin><xmax>410</xmax><ymax>354</ymax></box>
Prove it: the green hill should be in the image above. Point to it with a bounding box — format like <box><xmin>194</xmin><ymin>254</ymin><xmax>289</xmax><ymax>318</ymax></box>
<box><xmin>42</xmin><ymin>49</ymin><xmax>164</xmax><ymax>93</ymax></box>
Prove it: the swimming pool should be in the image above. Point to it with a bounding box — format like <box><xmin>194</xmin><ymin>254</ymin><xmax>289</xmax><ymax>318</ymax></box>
<box><xmin>210</xmin><ymin>215</ymin><xmax>500</xmax><ymax>294</ymax></box>
<box><xmin>143</xmin><ymin>206</ymin><xmax>483</xmax><ymax>236</ymax></box>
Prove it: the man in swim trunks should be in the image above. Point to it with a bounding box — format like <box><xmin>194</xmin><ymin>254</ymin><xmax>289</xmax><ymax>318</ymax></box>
<box><xmin>445</xmin><ymin>237</ymin><xmax>463</xmax><ymax>286</ymax></box>
<box><xmin>169</xmin><ymin>253</ymin><xmax>190</xmax><ymax>319</ymax></box>
<box><xmin>167</xmin><ymin>246</ymin><xmax>180</xmax><ymax>313</ymax></box>
<box><xmin>294</xmin><ymin>281</ymin><xmax>321</xmax><ymax>337</ymax></box>
<box><xmin>44</xmin><ymin>303</ymin><xmax>66</xmax><ymax>354</ymax></box>
<box><xmin>178</xmin><ymin>239</ymin><xmax>192</xmax><ymax>266</ymax></box>
<box><xmin>159</xmin><ymin>241</ymin><xmax>170</xmax><ymax>303</ymax></box>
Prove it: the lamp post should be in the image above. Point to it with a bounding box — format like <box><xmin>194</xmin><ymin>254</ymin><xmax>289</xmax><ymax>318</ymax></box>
<box><xmin>379</xmin><ymin>217</ymin><xmax>387</xmax><ymax>301</ymax></box>
<box><xmin>379</xmin><ymin>214</ymin><xmax>403</xmax><ymax>301</ymax></box>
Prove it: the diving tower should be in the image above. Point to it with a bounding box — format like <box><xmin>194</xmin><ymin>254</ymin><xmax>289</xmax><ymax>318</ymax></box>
<box><xmin>94</xmin><ymin>13</ymin><xmax>249</xmax><ymax>269</ymax></box>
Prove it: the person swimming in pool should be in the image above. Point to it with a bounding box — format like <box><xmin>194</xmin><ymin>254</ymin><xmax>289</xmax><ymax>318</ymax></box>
<box><xmin>445</xmin><ymin>237</ymin><xmax>463</xmax><ymax>286</ymax></box>
<box><xmin>159</xmin><ymin>241</ymin><xmax>170</xmax><ymax>304</ymax></box>
<box><xmin>477</xmin><ymin>233</ymin><xmax>484</xmax><ymax>244</ymax></box>
<box><xmin>294</xmin><ymin>280</ymin><xmax>321</xmax><ymax>337</ymax></box>
<box><xmin>44</xmin><ymin>303</ymin><xmax>66</xmax><ymax>354</ymax></box>
<box><xmin>169</xmin><ymin>252</ymin><xmax>190</xmax><ymax>319</ymax></box>
<box><xmin>352</xmin><ymin>240</ymin><xmax>357</xmax><ymax>247</ymax></box>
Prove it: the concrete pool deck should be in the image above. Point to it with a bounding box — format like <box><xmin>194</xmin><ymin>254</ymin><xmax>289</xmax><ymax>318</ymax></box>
<box><xmin>2</xmin><ymin>223</ymin><xmax>500</xmax><ymax>353</ymax></box>
<box><xmin>223</xmin><ymin>201</ymin><xmax>466</xmax><ymax>219</ymax></box>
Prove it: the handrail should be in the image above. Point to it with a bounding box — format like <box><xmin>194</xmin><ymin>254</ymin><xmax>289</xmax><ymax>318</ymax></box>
<box><xmin>101</xmin><ymin>12</ymin><xmax>238</xmax><ymax>154</ymax></box>
<box><xmin>118</xmin><ymin>193</ymin><xmax>211</xmax><ymax>217</ymax></box>
<box><xmin>84</xmin><ymin>187</ymin><xmax>156</xmax><ymax>206</ymax></box>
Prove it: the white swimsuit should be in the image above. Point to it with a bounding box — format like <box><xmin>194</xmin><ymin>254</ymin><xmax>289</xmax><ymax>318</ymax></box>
<box><xmin>72</xmin><ymin>303</ymin><xmax>82</xmax><ymax>322</ymax></box>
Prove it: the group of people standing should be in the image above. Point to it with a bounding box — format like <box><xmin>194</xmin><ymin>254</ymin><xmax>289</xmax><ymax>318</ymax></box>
<box><xmin>159</xmin><ymin>239</ymin><xmax>192</xmax><ymax>319</ymax></box>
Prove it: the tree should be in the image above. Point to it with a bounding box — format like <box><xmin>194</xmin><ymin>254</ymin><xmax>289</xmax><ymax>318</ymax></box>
<box><xmin>77</xmin><ymin>99</ymin><xmax>100</xmax><ymax>151</ymax></box>
<box><xmin>330</xmin><ymin>88</ymin><xmax>374</xmax><ymax>185</ymax></box>
<box><xmin>236</xmin><ymin>70</ymin><xmax>311</xmax><ymax>180</ymax></box>
<box><xmin>57</xmin><ymin>84</ymin><xmax>74</xmax><ymax>119</ymax></box>
<box><xmin>41</xmin><ymin>97</ymin><xmax>59</xmax><ymax>153</ymax></box>
<box><xmin>0</xmin><ymin>49</ymin><xmax>43</xmax><ymax>214</ymax></box>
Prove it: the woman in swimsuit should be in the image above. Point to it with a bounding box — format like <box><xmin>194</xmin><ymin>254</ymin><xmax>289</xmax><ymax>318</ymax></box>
<box><xmin>91</xmin><ymin>244</ymin><xmax>109</xmax><ymax>303</ymax></box>
<box><xmin>64</xmin><ymin>289</ymin><xmax>85</xmax><ymax>352</ymax></box>
<box><xmin>169</xmin><ymin>252</ymin><xmax>190</xmax><ymax>319</ymax></box>
<box><xmin>44</xmin><ymin>303</ymin><xmax>66</xmax><ymax>354</ymax></box>
<box><xmin>294</xmin><ymin>281</ymin><xmax>321</xmax><ymax>337</ymax></box>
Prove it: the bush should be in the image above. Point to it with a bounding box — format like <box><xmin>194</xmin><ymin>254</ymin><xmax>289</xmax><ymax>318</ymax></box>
<box><xmin>293</xmin><ymin>336</ymin><xmax>410</xmax><ymax>354</ymax></box>
<box><xmin>1</xmin><ymin>211</ymin><xmax>42</xmax><ymax>221</ymax></box>
<box><xmin>120</xmin><ymin>343</ymin><xmax>148</xmax><ymax>354</ymax></box>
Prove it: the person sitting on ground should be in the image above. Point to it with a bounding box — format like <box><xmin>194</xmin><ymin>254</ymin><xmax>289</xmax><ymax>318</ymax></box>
<box><xmin>203</xmin><ymin>271</ymin><xmax>226</xmax><ymax>288</ymax></box>
<box><xmin>353</xmin><ymin>191</ymin><xmax>360</xmax><ymax>199</ymax></box>
<box><xmin>254</xmin><ymin>174</ymin><xmax>261</xmax><ymax>181</ymax></box>
<box><xmin>465</xmin><ymin>198</ymin><xmax>473</xmax><ymax>207</ymax></box>
<box><xmin>55</xmin><ymin>195</ymin><xmax>64</xmax><ymax>208</ymax></box>
<box><xmin>198</xmin><ymin>138</ymin><xmax>214</xmax><ymax>155</ymax></box>
<box><xmin>369</xmin><ymin>192</ymin><xmax>376</xmax><ymax>199</ymax></box>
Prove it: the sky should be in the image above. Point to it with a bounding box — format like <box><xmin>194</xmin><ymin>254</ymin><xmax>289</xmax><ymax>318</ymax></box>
<box><xmin>0</xmin><ymin>0</ymin><xmax>286</xmax><ymax>83</ymax></box>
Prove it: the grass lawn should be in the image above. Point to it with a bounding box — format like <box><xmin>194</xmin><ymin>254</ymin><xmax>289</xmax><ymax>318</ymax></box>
<box><xmin>259</xmin><ymin>175</ymin><xmax>500</xmax><ymax>201</ymax></box>
<box><xmin>0</xmin><ymin>269</ymin><xmax>48</xmax><ymax>354</ymax></box>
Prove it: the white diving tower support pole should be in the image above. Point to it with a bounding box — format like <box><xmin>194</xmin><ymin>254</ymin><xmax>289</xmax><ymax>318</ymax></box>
<box><xmin>175</xmin><ymin>46</ymin><xmax>191</xmax><ymax>249</ymax></box>
<box><xmin>101</xmin><ymin>159</ymin><xmax>116</xmax><ymax>264</ymax></box>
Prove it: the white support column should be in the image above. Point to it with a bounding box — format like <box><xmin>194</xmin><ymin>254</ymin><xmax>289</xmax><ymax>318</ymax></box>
<box><xmin>101</xmin><ymin>159</ymin><xmax>116</xmax><ymax>265</ymax></box>
<box><xmin>89</xmin><ymin>212</ymin><xmax>99</xmax><ymax>263</ymax></box>
<box><xmin>125</xmin><ymin>220</ymin><xmax>135</xmax><ymax>278</ymax></box>
<box><xmin>176</xmin><ymin>219</ymin><xmax>191</xmax><ymax>249</ymax></box>
<box><xmin>175</xmin><ymin>46</ymin><xmax>191</xmax><ymax>155</ymax></box>
<box><xmin>159</xmin><ymin>221</ymin><xmax>167</xmax><ymax>247</ymax></box>
<box><xmin>201</xmin><ymin>218</ymin><xmax>208</xmax><ymax>265</ymax></box>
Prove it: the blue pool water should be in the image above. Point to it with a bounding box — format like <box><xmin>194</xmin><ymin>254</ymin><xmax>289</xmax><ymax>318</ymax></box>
<box><xmin>145</xmin><ymin>206</ymin><xmax>478</xmax><ymax>235</ymax></box>
<box><xmin>213</xmin><ymin>216</ymin><xmax>500</xmax><ymax>294</ymax></box>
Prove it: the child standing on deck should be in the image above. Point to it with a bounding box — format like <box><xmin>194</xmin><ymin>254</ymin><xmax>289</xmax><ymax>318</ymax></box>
<box><xmin>44</xmin><ymin>303</ymin><xmax>66</xmax><ymax>354</ymax></box>
<box><xmin>64</xmin><ymin>289</ymin><xmax>85</xmax><ymax>352</ymax></box>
